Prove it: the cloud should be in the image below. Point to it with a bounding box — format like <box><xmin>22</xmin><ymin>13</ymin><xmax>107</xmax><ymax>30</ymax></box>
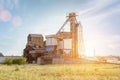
<box><xmin>0</xmin><ymin>43</ymin><xmax>10</xmax><ymax>48</ymax></box>
<box><xmin>77</xmin><ymin>0</ymin><xmax>120</xmax><ymax>56</ymax></box>
<box><xmin>79</xmin><ymin>0</ymin><xmax>120</xmax><ymax>18</ymax></box>
<box><xmin>0</xmin><ymin>10</ymin><xmax>12</xmax><ymax>22</ymax></box>
<box><xmin>78</xmin><ymin>0</ymin><xmax>120</xmax><ymax>31</ymax></box>
<box><xmin>11</xmin><ymin>16</ymin><xmax>22</xmax><ymax>27</ymax></box>
<box><xmin>4</xmin><ymin>36</ymin><xmax>15</xmax><ymax>41</ymax></box>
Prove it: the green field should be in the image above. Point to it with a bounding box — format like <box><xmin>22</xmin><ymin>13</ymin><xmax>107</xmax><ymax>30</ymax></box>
<box><xmin>0</xmin><ymin>64</ymin><xmax>120</xmax><ymax>80</ymax></box>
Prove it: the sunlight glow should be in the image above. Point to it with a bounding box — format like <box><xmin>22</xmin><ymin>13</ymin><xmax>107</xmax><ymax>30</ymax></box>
<box><xmin>85</xmin><ymin>48</ymin><xmax>94</xmax><ymax>57</ymax></box>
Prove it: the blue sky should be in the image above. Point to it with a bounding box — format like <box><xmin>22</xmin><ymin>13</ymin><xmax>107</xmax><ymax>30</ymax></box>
<box><xmin>0</xmin><ymin>0</ymin><xmax>120</xmax><ymax>56</ymax></box>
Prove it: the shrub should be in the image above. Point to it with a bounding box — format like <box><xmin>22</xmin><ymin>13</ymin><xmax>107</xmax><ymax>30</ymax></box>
<box><xmin>3</xmin><ymin>57</ymin><xmax>26</xmax><ymax>65</ymax></box>
<box><xmin>13</xmin><ymin>57</ymin><xmax>26</xmax><ymax>65</ymax></box>
<box><xmin>3</xmin><ymin>58</ymin><xmax>13</xmax><ymax>65</ymax></box>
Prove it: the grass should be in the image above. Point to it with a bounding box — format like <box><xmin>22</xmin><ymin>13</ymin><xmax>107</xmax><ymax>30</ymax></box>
<box><xmin>0</xmin><ymin>64</ymin><xmax>120</xmax><ymax>80</ymax></box>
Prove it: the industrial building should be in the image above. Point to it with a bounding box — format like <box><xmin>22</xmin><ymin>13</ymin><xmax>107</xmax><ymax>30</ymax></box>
<box><xmin>23</xmin><ymin>12</ymin><xmax>85</xmax><ymax>64</ymax></box>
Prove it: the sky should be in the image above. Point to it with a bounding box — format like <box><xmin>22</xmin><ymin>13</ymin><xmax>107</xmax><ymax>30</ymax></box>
<box><xmin>0</xmin><ymin>0</ymin><xmax>120</xmax><ymax>56</ymax></box>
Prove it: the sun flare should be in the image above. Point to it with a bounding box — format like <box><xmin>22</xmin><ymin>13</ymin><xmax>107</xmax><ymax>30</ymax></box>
<box><xmin>85</xmin><ymin>48</ymin><xmax>94</xmax><ymax>57</ymax></box>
